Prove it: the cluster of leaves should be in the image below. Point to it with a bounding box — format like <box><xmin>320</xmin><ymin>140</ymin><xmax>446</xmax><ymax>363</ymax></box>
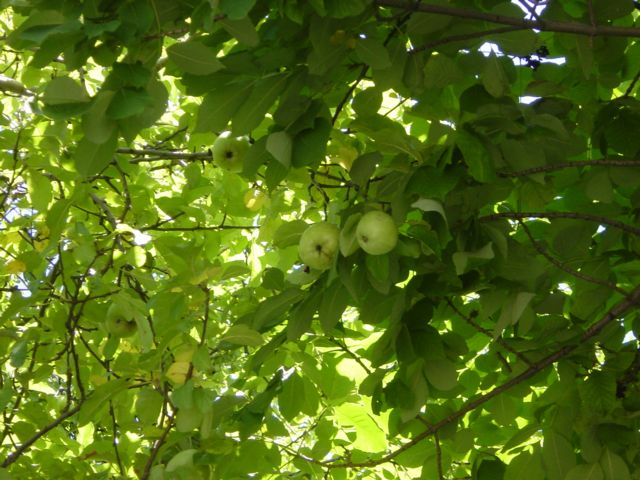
<box><xmin>1</xmin><ymin>0</ymin><xmax>640</xmax><ymax>479</ymax></box>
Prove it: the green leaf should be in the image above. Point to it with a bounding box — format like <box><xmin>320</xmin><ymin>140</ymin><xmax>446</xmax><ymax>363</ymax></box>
<box><xmin>423</xmin><ymin>357</ymin><xmax>457</xmax><ymax>391</ymax></box>
<box><xmin>354</xmin><ymin>38</ymin><xmax>391</xmax><ymax>69</ymax></box>
<box><xmin>352</xmin><ymin>87</ymin><xmax>382</xmax><ymax>117</ymax></box>
<box><xmin>485</xmin><ymin>394</ymin><xmax>517</xmax><ymax>425</ymax></box>
<box><xmin>219</xmin><ymin>0</ymin><xmax>256</xmax><ymax>19</ymax></box>
<box><xmin>339</xmin><ymin>213</ymin><xmax>362</xmax><ymax>257</ymax></box>
<box><xmin>166</xmin><ymin>449</ymin><xmax>197</xmax><ymax>473</ymax></box>
<box><xmin>600</xmin><ymin>449</ymin><xmax>631</xmax><ymax>480</ymax></box>
<box><xmin>135</xmin><ymin>388</ymin><xmax>164</xmax><ymax>425</ymax></box>
<box><xmin>82</xmin><ymin>90</ymin><xmax>117</xmax><ymax>143</ymax></box>
<box><xmin>505</xmin><ymin>451</ymin><xmax>545</xmax><ymax>480</ymax></box>
<box><xmin>482</xmin><ymin>54</ymin><xmax>510</xmax><ymax>97</ymax></box>
<box><xmin>411</xmin><ymin>198</ymin><xmax>448</xmax><ymax>224</ymax></box>
<box><xmin>232</xmin><ymin>74</ymin><xmax>288</xmax><ymax>135</ymax></box>
<box><xmin>565</xmin><ymin>463</ymin><xmax>604</xmax><ymax>480</ymax></box>
<box><xmin>167</xmin><ymin>40</ymin><xmax>225</xmax><ymax>75</ymax></box>
<box><xmin>219</xmin><ymin>17</ymin><xmax>259</xmax><ymax>47</ymax></box>
<box><xmin>253</xmin><ymin>288</ymin><xmax>305</xmax><ymax>330</ymax></box>
<box><xmin>266</xmin><ymin>131</ymin><xmax>292</xmax><ymax>168</ymax></box>
<box><xmin>291</xmin><ymin>117</ymin><xmax>332</xmax><ymax>168</ymax></box>
<box><xmin>106</xmin><ymin>88</ymin><xmax>152</xmax><ymax>119</ymax></box>
<box><xmin>542</xmin><ymin>431</ymin><xmax>576</xmax><ymax>480</ymax></box>
<box><xmin>319</xmin><ymin>279</ymin><xmax>350</xmax><ymax>333</ymax></box>
<box><xmin>78</xmin><ymin>379</ymin><xmax>129</xmax><ymax>426</ymax></box>
<box><xmin>456</xmin><ymin>130</ymin><xmax>493</xmax><ymax>182</ymax></box>
<box><xmin>42</xmin><ymin>76</ymin><xmax>89</xmax><ymax>105</ymax></box>
<box><xmin>349</xmin><ymin>152</ymin><xmax>380</xmax><ymax>188</ymax></box>
<box><xmin>273</xmin><ymin>220</ymin><xmax>309</xmax><ymax>248</ymax></box>
<box><xmin>424</xmin><ymin>54</ymin><xmax>464</xmax><ymax>89</ymax></box>
<box><xmin>195</xmin><ymin>79</ymin><xmax>251</xmax><ymax>132</ymax></box>
<box><xmin>222</xmin><ymin>324</ymin><xmax>264</xmax><ymax>346</ymax></box>
<box><xmin>288</xmin><ymin>287</ymin><xmax>322</xmax><ymax>340</ymax></box>
<box><xmin>334</xmin><ymin>403</ymin><xmax>387</xmax><ymax>452</ymax></box>
<box><xmin>74</xmin><ymin>131</ymin><xmax>118</xmax><ymax>177</ymax></box>
<box><xmin>452</xmin><ymin>242</ymin><xmax>494</xmax><ymax>275</ymax></box>
<box><xmin>494</xmin><ymin>292</ymin><xmax>535</xmax><ymax>338</ymax></box>
<box><xmin>579</xmin><ymin>370</ymin><xmax>617</xmax><ymax>413</ymax></box>
<box><xmin>279</xmin><ymin>372</ymin><xmax>305</xmax><ymax>421</ymax></box>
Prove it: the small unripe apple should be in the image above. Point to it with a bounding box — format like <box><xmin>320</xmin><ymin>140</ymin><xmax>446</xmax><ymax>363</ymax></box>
<box><xmin>104</xmin><ymin>303</ymin><xmax>137</xmax><ymax>338</ymax></box>
<box><xmin>243</xmin><ymin>189</ymin><xmax>268</xmax><ymax>211</ymax></box>
<box><xmin>166</xmin><ymin>361</ymin><xmax>191</xmax><ymax>385</ymax></box>
<box><xmin>211</xmin><ymin>131</ymin><xmax>250</xmax><ymax>172</ymax></box>
<box><xmin>356</xmin><ymin>210</ymin><xmax>398</xmax><ymax>255</ymax></box>
<box><xmin>298</xmin><ymin>223</ymin><xmax>340</xmax><ymax>271</ymax></box>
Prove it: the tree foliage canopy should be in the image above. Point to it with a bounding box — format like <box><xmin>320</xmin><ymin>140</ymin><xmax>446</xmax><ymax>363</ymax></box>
<box><xmin>1</xmin><ymin>0</ymin><xmax>640</xmax><ymax>479</ymax></box>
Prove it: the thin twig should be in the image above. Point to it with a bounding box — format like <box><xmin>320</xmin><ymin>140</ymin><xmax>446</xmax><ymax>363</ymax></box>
<box><xmin>624</xmin><ymin>69</ymin><xmax>640</xmax><ymax>97</ymax></box>
<box><xmin>109</xmin><ymin>401</ymin><xmax>125</xmax><ymax>476</ymax></box>
<box><xmin>445</xmin><ymin>298</ymin><xmax>532</xmax><ymax>366</ymax></box>
<box><xmin>517</xmin><ymin>220</ymin><xmax>629</xmax><ymax>296</ymax></box>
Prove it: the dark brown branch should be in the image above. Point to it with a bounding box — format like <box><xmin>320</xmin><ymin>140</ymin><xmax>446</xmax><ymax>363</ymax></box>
<box><xmin>498</xmin><ymin>159</ymin><xmax>640</xmax><ymax>177</ymax></box>
<box><xmin>1</xmin><ymin>403</ymin><xmax>83</xmax><ymax>467</ymax></box>
<box><xmin>141</xmin><ymin>224</ymin><xmax>259</xmax><ymax>232</ymax></box>
<box><xmin>411</xmin><ymin>26</ymin><xmax>526</xmax><ymax>53</ymax></box>
<box><xmin>479</xmin><ymin>211</ymin><xmax>640</xmax><ymax>237</ymax></box>
<box><xmin>109</xmin><ymin>400</ymin><xmax>125</xmax><ymax>476</ymax></box>
<box><xmin>312</xmin><ymin>284</ymin><xmax>640</xmax><ymax>469</ymax></box>
<box><xmin>435</xmin><ymin>431</ymin><xmax>444</xmax><ymax>480</ymax></box>
<box><xmin>117</xmin><ymin>148</ymin><xmax>211</xmax><ymax>162</ymax></box>
<box><xmin>375</xmin><ymin>0</ymin><xmax>640</xmax><ymax>38</ymax></box>
<box><xmin>624</xmin><ymin>69</ymin><xmax>640</xmax><ymax>97</ymax></box>
<box><xmin>141</xmin><ymin>418</ymin><xmax>174</xmax><ymax>480</ymax></box>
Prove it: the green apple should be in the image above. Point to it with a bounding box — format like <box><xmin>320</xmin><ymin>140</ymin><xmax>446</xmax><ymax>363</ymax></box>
<box><xmin>211</xmin><ymin>131</ymin><xmax>250</xmax><ymax>173</ymax></box>
<box><xmin>356</xmin><ymin>210</ymin><xmax>398</xmax><ymax>255</ymax></box>
<box><xmin>298</xmin><ymin>223</ymin><xmax>340</xmax><ymax>271</ymax></box>
<box><xmin>104</xmin><ymin>303</ymin><xmax>137</xmax><ymax>338</ymax></box>
<box><xmin>166</xmin><ymin>361</ymin><xmax>191</xmax><ymax>385</ymax></box>
<box><xmin>243</xmin><ymin>189</ymin><xmax>268</xmax><ymax>211</ymax></box>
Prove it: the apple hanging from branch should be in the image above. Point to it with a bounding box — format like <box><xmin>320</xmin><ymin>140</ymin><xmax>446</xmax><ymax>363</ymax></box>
<box><xmin>104</xmin><ymin>303</ymin><xmax>137</xmax><ymax>338</ymax></box>
<box><xmin>356</xmin><ymin>210</ymin><xmax>398</xmax><ymax>255</ymax></box>
<box><xmin>211</xmin><ymin>131</ymin><xmax>250</xmax><ymax>173</ymax></box>
<box><xmin>298</xmin><ymin>223</ymin><xmax>340</xmax><ymax>271</ymax></box>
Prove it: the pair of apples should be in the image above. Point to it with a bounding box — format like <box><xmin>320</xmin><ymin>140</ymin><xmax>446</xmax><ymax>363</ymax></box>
<box><xmin>298</xmin><ymin>210</ymin><xmax>398</xmax><ymax>271</ymax></box>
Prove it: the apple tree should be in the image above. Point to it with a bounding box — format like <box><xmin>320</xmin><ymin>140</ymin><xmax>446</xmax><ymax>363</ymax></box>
<box><xmin>1</xmin><ymin>0</ymin><xmax>640</xmax><ymax>478</ymax></box>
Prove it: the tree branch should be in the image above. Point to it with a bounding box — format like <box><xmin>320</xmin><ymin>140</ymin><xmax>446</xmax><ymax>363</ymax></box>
<box><xmin>479</xmin><ymin>211</ymin><xmax>640</xmax><ymax>237</ymax></box>
<box><xmin>498</xmin><ymin>159</ymin><xmax>640</xmax><ymax>177</ymax></box>
<box><xmin>117</xmin><ymin>148</ymin><xmax>211</xmax><ymax>162</ymax></box>
<box><xmin>517</xmin><ymin>220</ymin><xmax>629</xmax><ymax>296</ymax></box>
<box><xmin>0</xmin><ymin>76</ymin><xmax>33</xmax><ymax>96</ymax></box>
<box><xmin>445</xmin><ymin>298</ymin><xmax>533</xmax><ymax>366</ymax></box>
<box><xmin>140</xmin><ymin>418</ymin><xmax>174</xmax><ymax>480</ymax></box>
<box><xmin>1</xmin><ymin>403</ymin><xmax>83</xmax><ymax>467</ymax></box>
<box><xmin>375</xmin><ymin>0</ymin><xmax>640</xmax><ymax>38</ymax></box>
<box><xmin>315</xmin><ymin>284</ymin><xmax>640</xmax><ymax>469</ymax></box>
<box><xmin>141</xmin><ymin>224</ymin><xmax>259</xmax><ymax>232</ymax></box>
<box><xmin>411</xmin><ymin>26</ymin><xmax>526</xmax><ymax>53</ymax></box>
